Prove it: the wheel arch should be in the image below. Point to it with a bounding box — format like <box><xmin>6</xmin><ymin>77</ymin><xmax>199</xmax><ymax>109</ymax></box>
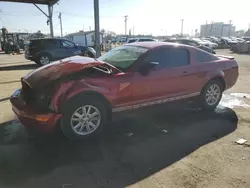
<box><xmin>203</xmin><ymin>76</ymin><xmax>226</xmax><ymax>92</ymax></box>
<box><xmin>61</xmin><ymin>90</ymin><xmax>112</xmax><ymax>120</ymax></box>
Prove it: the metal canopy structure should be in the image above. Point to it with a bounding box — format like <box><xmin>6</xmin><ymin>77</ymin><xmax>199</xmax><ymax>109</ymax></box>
<box><xmin>0</xmin><ymin>0</ymin><xmax>58</xmax><ymax>5</ymax></box>
<box><xmin>1</xmin><ymin>0</ymin><xmax>101</xmax><ymax>56</ymax></box>
<box><xmin>0</xmin><ymin>0</ymin><xmax>59</xmax><ymax>37</ymax></box>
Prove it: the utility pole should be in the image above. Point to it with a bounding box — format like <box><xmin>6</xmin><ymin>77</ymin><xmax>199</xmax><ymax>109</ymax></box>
<box><xmin>221</xmin><ymin>24</ymin><xmax>224</xmax><ymax>37</ymax></box>
<box><xmin>210</xmin><ymin>21</ymin><xmax>214</xmax><ymax>36</ymax></box>
<box><xmin>48</xmin><ymin>5</ymin><xmax>54</xmax><ymax>37</ymax></box>
<box><xmin>58</xmin><ymin>12</ymin><xmax>63</xmax><ymax>37</ymax></box>
<box><xmin>133</xmin><ymin>26</ymin><xmax>135</xmax><ymax>36</ymax></box>
<box><xmin>228</xmin><ymin>20</ymin><xmax>232</xmax><ymax>36</ymax></box>
<box><xmin>204</xmin><ymin>20</ymin><xmax>208</xmax><ymax>37</ymax></box>
<box><xmin>94</xmin><ymin>0</ymin><xmax>101</xmax><ymax>57</ymax></box>
<box><xmin>124</xmin><ymin>15</ymin><xmax>128</xmax><ymax>35</ymax></box>
<box><xmin>180</xmin><ymin>19</ymin><xmax>184</xmax><ymax>36</ymax></box>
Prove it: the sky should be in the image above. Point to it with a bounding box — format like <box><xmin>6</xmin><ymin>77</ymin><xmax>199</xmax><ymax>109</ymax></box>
<box><xmin>0</xmin><ymin>0</ymin><xmax>250</xmax><ymax>36</ymax></box>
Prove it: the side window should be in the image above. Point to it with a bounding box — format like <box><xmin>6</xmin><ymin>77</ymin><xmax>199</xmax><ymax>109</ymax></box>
<box><xmin>143</xmin><ymin>48</ymin><xmax>190</xmax><ymax>68</ymax></box>
<box><xmin>196</xmin><ymin>50</ymin><xmax>215</xmax><ymax>62</ymax></box>
<box><xmin>167</xmin><ymin>48</ymin><xmax>190</xmax><ymax>67</ymax></box>
<box><xmin>143</xmin><ymin>48</ymin><xmax>169</xmax><ymax>68</ymax></box>
<box><xmin>61</xmin><ymin>40</ymin><xmax>75</xmax><ymax>47</ymax></box>
<box><xmin>42</xmin><ymin>39</ymin><xmax>58</xmax><ymax>46</ymax></box>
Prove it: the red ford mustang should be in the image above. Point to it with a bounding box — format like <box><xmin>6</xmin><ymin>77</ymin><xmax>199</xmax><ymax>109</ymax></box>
<box><xmin>10</xmin><ymin>42</ymin><xmax>239</xmax><ymax>140</ymax></box>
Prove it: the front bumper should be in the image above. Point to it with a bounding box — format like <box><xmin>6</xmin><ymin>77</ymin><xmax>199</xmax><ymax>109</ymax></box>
<box><xmin>10</xmin><ymin>89</ymin><xmax>62</xmax><ymax>133</ymax></box>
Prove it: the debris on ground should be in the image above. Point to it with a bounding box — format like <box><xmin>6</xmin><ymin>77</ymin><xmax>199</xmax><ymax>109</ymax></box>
<box><xmin>162</xmin><ymin>129</ymin><xmax>168</xmax><ymax>133</ymax></box>
<box><xmin>126</xmin><ymin>133</ymin><xmax>134</xmax><ymax>137</ymax></box>
<box><xmin>61</xmin><ymin>184</ymin><xmax>72</xmax><ymax>188</ymax></box>
<box><xmin>235</xmin><ymin>138</ymin><xmax>247</xmax><ymax>145</ymax></box>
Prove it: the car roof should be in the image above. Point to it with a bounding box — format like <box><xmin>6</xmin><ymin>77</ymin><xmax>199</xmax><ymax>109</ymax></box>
<box><xmin>124</xmin><ymin>41</ymin><xmax>187</xmax><ymax>49</ymax></box>
<box><xmin>30</xmin><ymin>37</ymin><xmax>64</xmax><ymax>41</ymax></box>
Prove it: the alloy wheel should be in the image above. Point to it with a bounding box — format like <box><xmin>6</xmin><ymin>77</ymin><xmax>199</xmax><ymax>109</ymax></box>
<box><xmin>205</xmin><ymin>84</ymin><xmax>221</xmax><ymax>106</ymax></box>
<box><xmin>70</xmin><ymin>105</ymin><xmax>101</xmax><ymax>135</ymax></box>
<box><xmin>40</xmin><ymin>56</ymin><xmax>50</xmax><ymax>65</ymax></box>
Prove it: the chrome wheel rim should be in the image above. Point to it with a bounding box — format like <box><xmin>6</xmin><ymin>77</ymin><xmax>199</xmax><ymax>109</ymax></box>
<box><xmin>40</xmin><ymin>56</ymin><xmax>50</xmax><ymax>65</ymax></box>
<box><xmin>70</xmin><ymin>105</ymin><xmax>101</xmax><ymax>135</ymax></box>
<box><xmin>205</xmin><ymin>84</ymin><xmax>221</xmax><ymax>106</ymax></box>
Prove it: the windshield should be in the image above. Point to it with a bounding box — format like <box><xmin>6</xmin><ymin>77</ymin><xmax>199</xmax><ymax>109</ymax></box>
<box><xmin>97</xmin><ymin>45</ymin><xmax>148</xmax><ymax>71</ymax></box>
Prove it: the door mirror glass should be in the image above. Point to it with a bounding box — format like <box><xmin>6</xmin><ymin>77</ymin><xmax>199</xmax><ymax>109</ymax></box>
<box><xmin>139</xmin><ymin>61</ymin><xmax>159</xmax><ymax>76</ymax></box>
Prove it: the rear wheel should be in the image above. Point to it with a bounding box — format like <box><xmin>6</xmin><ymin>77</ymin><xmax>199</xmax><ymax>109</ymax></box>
<box><xmin>199</xmin><ymin>80</ymin><xmax>223</xmax><ymax>109</ymax></box>
<box><xmin>60</xmin><ymin>96</ymin><xmax>108</xmax><ymax>140</ymax></box>
<box><xmin>36</xmin><ymin>53</ymin><xmax>51</xmax><ymax>66</ymax></box>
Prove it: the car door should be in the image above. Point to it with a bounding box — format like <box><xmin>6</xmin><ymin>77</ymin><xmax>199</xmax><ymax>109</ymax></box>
<box><xmin>60</xmin><ymin>40</ymin><xmax>81</xmax><ymax>58</ymax></box>
<box><xmin>131</xmin><ymin>47</ymin><xmax>197</xmax><ymax>105</ymax></box>
<box><xmin>47</xmin><ymin>39</ymin><xmax>65</xmax><ymax>60</ymax></box>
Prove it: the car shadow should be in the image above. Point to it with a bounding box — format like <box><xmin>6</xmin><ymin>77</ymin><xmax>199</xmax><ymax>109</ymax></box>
<box><xmin>0</xmin><ymin>80</ymin><xmax>20</xmax><ymax>85</ymax></box>
<box><xmin>0</xmin><ymin>61</ymin><xmax>31</xmax><ymax>66</ymax></box>
<box><xmin>0</xmin><ymin>106</ymin><xmax>238</xmax><ymax>187</ymax></box>
<box><xmin>0</xmin><ymin>97</ymin><xmax>10</xmax><ymax>102</ymax></box>
<box><xmin>0</xmin><ymin>64</ymin><xmax>38</xmax><ymax>71</ymax></box>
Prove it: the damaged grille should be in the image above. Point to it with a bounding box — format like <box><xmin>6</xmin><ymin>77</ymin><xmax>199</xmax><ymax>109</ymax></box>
<box><xmin>20</xmin><ymin>79</ymin><xmax>53</xmax><ymax>112</ymax></box>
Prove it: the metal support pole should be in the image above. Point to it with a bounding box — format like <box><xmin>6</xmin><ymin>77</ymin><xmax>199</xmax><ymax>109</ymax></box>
<box><xmin>48</xmin><ymin>4</ymin><xmax>54</xmax><ymax>37</ymax></box>
<box><xmin>124</xmin><ymin>15</ymin><xmax>128</xmax><ymax>35</ymax></box>
<box><xmin>228</xmin><ymin>20</ymin><xmax>232</xmax><ymax>37</ymax></box>
<box><xmin>181</xmin><ymin>19</ymin><xmax>184</xmax><ymax>36</ymax></box>
<box><xmin>94</xmin><ymin>0</ymin><xmax>101</xmax><ymax>57</ymax></box>
<box><xmin>58</xmin><ymin>12</ymin><xmax>63</xmax><ymax>37</ymax></box>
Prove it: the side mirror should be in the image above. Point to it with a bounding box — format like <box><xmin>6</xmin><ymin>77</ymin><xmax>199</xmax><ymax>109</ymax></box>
<box><xmin>75</xmin><ymin>44</ymin><xmax>79</xmax><ymax>48</ymax></box>
<box><xmin>139</xmin><ymin>61</ymin><xmax>159</xmax><ymax>76</ymax></box>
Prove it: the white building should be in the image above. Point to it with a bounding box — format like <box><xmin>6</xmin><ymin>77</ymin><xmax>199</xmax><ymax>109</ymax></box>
<box><xmin>65</xmin><ymin>31</ymin><xmax>103</xmax><ymax>47</ymax></box>
<box><xmin>200</xmin><ymin>22</ymin><xmax>236</xmax><ymax>37</ymax></box>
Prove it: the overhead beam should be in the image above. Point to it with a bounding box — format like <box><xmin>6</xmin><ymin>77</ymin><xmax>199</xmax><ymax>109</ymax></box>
<box><xmin>0</xmin><ymin>0</ymin><xmax>58</xmax><ymax>5</ymax></box>
<box><xmin>33</xmin><ymin>3</ymin><xmax>49</xmax><ymax>17</ymax></box>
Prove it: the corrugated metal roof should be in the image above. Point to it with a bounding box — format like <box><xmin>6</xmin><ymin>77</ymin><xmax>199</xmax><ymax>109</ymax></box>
<box><xmin>66</xmin><ymin>31</ymin><xmax>104</xmax><ymax>37</ymax></box>
<box><xmin>0</xmin><ymin>0</ymin><xmax>59</xmax><ymax>5</ymax></box>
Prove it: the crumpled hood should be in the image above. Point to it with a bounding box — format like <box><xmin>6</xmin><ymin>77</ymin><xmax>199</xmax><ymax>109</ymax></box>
<box><xmin>23</xmin><ymin>56</ymin><xmax>104</xmax><ymax>88</ymax></box>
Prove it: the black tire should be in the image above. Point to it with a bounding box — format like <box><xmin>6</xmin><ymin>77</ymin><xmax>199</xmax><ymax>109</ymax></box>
<box><xmin>60</xmin><ymin>95</ymin><xmax>108</xmax><ymax>140</ymax></box>
<box><xmin>35</xmin><ymin>53</ymin><xmax>51</xmax><ymax>66</ymax></box>
<box><xmin>199</xmin><ymin>80</ymin><xmax>223</xmax><ymax>109</ymax></box>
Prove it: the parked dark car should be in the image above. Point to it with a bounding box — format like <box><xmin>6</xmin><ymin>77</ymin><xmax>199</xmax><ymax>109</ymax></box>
<box><xmin>25</xmin><ymin>38</ymin><xmax>96</xmax><ymax>66</ymax></box>
<box><xmin>164</xmin><ymin>38</ymin><xmax>216</xmax><ymax>54</ymax></box>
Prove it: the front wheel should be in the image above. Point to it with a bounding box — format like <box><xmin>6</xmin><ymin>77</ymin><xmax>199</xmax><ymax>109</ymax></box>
<box><xmin>199</xmin><ymin>80</ymin><xmax>223</xmax><ymax>109</ymax></box>
<box><xmin>60</xmin><ymin>96</ymin><xmax>108</xmax><ymax>140</ymax></box>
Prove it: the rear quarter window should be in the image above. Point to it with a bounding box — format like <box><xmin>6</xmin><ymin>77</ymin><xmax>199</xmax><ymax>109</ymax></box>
<box><xmin>196</xmin><ymin>50</ymin><xmax>217</xmax><ymax>62</ymax></box>
<box><xmin>30</xmin><ymin>40</ymin><xmax>41</xmax><ymax>47</ymax></box>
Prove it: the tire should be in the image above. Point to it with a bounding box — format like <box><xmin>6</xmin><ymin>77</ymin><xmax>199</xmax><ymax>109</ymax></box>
<box><xmin>35</xmin><ymin>53</ymin><xmax>51</xmax><ymax>66</ymax></box>
<box><xmin>60</xmin><ymin>96</ymin><xmax>108</xmax><ymax>140</ymax></box>
<box><xmin>199</xmin><ymin>80</ymin><xmax>223</xmax><ymax>110</ymax></box>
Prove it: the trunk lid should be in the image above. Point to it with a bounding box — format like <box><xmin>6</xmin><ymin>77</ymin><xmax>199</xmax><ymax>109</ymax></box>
<box><xmin>23</xmin><ymin>56</ymin><xmax>104</xmax><ymax>88</ymax></box>
<box><xmin>215</xmin><ymin>54</ymin><xmax>235</xmax><ymax>60</ymax></box>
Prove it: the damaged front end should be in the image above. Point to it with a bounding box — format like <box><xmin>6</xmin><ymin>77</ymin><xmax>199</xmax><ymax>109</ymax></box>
<box><xmin>20</xmin><ymin>78</ymin><xmax>58</xmax><ymax>113</ymax></box>
<box><xmin>10</xmin><ymin>57</ymin><xmax>118</xmax><ymax>132</ymax></box>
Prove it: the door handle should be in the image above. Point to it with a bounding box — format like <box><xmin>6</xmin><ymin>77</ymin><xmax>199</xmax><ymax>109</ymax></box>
<box><xmin>183</xmin><ymin>71</ymin><xmax>189</xmax><ymax>75</ymax></box>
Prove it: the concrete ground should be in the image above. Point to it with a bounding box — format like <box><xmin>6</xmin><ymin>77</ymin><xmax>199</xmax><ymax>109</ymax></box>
<box><xmin>0</xmin><ymin>50</ymin><xmax>249</xmax><ymax>188</ymax></box>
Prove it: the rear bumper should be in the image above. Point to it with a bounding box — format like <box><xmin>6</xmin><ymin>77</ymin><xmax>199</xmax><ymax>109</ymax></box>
<box><xmin>10</xmin><ymin>89</ymin><xmax>62</xmax><ymax>133</ymax></box>
<box><xmin>25</xmin><ymin>54</ymin><xmax>34</xmax><ymax>61</ymax></box>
